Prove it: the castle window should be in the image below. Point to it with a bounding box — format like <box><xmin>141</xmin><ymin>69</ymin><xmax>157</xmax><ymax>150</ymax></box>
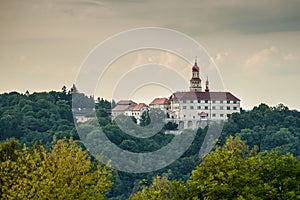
<box><xmin>212</xmin><ymin>113</ymin><xmax>216</xmax><ymax>117</ymax></box>
<box><xmin>233</xmin><ymin>101</ymin><xmax>237</xmax><ymax>104</ymax></box>
<box><xmin>205</xmin><ymin>100</ymin><xmax>208</xmax><ymax>103</ymax></box>
<box><xmin>220</xmin><ymin>114</ymin><xmax>224</xmax><ymax>117</ymax></box>
<box><xmin>220</xmin><ymin>100</ymin><xmax>223</xmax><ymax>104</ymax></box>
<box><xmin>233</xmin><ymin>107</ymin><xmax>237</xmax><ymax>110</ymax></box>
<box><xmin>212</xmin><ymin>106</ymin><xmax>216</xmax><ymax>110</ymax></box>
<box><xmin>227</xmin><ymin>100</ymin><xmax>231</xmax><ymax>104</ymax></box>
<box><xmin>183</xmin><ymin>106</ymin><xmax>186</xmax><ymax>109</ymax></box>
<box><xmin>198</xmin><ymin>100</ymin><xmax>201</xmax><ymax>103</ymax></box>
<box><xmin>205</xmin><ymin>106</ymin><xmax>209</xmax><ymax>110</ymax></box>
<box><xmin>220</xmin><ymin>106</ymin><xmax>223</xmax><ymax>110</ymax></box>
<box><xmin>190</xmin><ymin>106</ymin><xmax>194</xmax><ymax>109</ymax></box>
<box><xmin>227</xmin><ymin>106</ymin><xmax>230</xmax><ymax>110</ymax></box>
<box><xmin>212</xmin><ymin>100</ymin><xmax>216</xmax><ymax>103</ymax></box>
<box><xmin>198</xmin><ymin>106</ymin><xmax>201</xmax><ymax>109</ymax></box>
<box><xmin>182</xmin><ymin>100</ymin><xmax>186</xmax><ymax>103</ymax></box>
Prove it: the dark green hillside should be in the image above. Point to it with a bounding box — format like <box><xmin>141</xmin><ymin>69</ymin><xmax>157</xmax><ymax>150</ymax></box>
<box><xmin>0</xmin><ymin>88</ymin><xmax>299</xmax><ymax>199</ymax></box>
<box><xmin>221</xmin><ymin>103</ymin><xmax>300</xmax><ymax>159</ymax></box>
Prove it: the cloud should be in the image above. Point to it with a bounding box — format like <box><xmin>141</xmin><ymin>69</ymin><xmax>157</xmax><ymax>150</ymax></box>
<box><xmin>211</xmin><ymin>52</ymin><xmax>228</xmax><ymax>64</ymax></box>
<box><xmin>283</xmin><ymin>53</ymin><xmax>297</xmax><ymax>60</ymax></box>
<box><xmin>245</xmin><ymin>46</ymin><xmax>278</xmax><ymax>66</ymax></box>
<box><xmin>18</xmin><ymin>55</ymin><xmax>27</xmax><ymax>63</ymax></box>
<box><xmin>244</xmin><ymin>46</ymin><xmax>299</xmax><ymax>75</ymax></box>
<box><xmin>0</xmin><ymin>0</ymin><xmax>300</xmax><ymax>110</ymax></box>
<box><xmin>94</xmin><ymin>0</ymin><xmax>300</xmax><ymax>35</ymax></box>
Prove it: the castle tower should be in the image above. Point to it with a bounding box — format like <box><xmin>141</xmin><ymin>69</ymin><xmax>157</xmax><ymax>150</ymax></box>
<box><xmin>190</xmin><ymin>58</ymin><xmax>202</xmax><ymax>92</ymax></box>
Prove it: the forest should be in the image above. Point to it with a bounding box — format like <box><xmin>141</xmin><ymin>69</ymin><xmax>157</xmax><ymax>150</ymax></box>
<box><xmin>0</xmin><ymin>87</ymin><xmax>300</xmax><ymax>199</ymax></box>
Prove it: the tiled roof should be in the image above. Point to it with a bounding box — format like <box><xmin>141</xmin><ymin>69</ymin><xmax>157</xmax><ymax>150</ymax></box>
<box><xmin>170</xmin><ymin>91</ymin><xmax>240</xmax><ymax>101</ymax></box>
<box><xmin>200</xmin><ymin>111</ymin><xmax>207</xmax><ymax>116</ymax></box>
<box><xmin>112</xmin><ymin>104</ymin><xmax>132</xmax><ymax>111</ymax></box>
<box><xmin>132</xmin><ymin>103</ymin><xmax>147</xmax><ymax>111</ymax></box>
<box><xmin>112</xmin><ymin>100</ymin><xmax>137</xmax><ymax>111</ymax></box>
<box><xmin>149</xmin><ymin>98</ymin><xmax>170</xmax><ymax>105</ymax></box>
<box><xmin>117</xmin><ymin>100</ymin><xmax>137</xmax><ymax>105</ymax></box>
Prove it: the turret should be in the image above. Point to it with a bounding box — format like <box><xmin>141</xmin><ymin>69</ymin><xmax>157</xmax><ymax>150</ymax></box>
<box><xmin>189</xmin><ymin>57</ymin><xmax>202</xmax><ymax>92</ymax></box>
<box><xmin>205</xmin><ymin>76</ymin><xmax>209</xmax><ymax>92</ymax></box>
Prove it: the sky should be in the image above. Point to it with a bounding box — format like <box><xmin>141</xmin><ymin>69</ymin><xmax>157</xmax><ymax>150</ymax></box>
<box><xmin>0</xmin><ymin>0</ymin><xmax>299</xmax><ymax>110</ymax></box>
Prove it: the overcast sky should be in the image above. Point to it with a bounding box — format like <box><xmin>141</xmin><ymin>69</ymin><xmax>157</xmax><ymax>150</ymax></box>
<box><xmin>0</xmin><ymin>0</ymin><xmax>299</xmax><ymax>110</ymax></box>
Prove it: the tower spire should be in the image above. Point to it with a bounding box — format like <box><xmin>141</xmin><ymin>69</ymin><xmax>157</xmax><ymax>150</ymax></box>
<box><xmin>190</xmin><ymin>56</ymin><xmax>202</xmax><ymax>92</ymax></box>
<box><xmin>195</xmin><ymin>56</ymin><xmax>198</xmax><ymax>66</ymax></box>
<box><xmin>205</xmin><ymin>76</ymin><xmax>209</xmax><ymax>92</ymax></box>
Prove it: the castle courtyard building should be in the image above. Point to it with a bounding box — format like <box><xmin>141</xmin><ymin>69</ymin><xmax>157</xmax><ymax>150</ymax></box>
<box><xmin>168</xmin><ymin>59</ymin><xmax>240</xmax><ymax>129</ymax></box>
<box><xmin>111</xmin><ymin>58</ymin><xmax>240</xmax><ymax>130</ymax></box>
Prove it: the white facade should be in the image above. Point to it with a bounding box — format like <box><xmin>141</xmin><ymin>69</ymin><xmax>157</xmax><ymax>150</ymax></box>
<box><xmin>110</xmin><ymin>59</ymin><xmax>241</xmax><ymax>130</ymax></box>
<box><xmin>149</xmin><ymin>98</ymin><xmax>171</xmax><ymax>116</ymax></box>
<box><xmin>129</xmin><ymin>104</ymin><xmax>148</xmax><ymax>124</ymax></box>
<box><xmin>111</xmin><ymin>100</ymin><xmax>137</xmax><ymax>118</ymax></box>
<box><xmin>173</xmin><ymin>99</ymin><xmax>240</xmax><ymax>120</ymax></box>
<box><xmin>112</xmin><ymin>101</ymin><xmax>148</xmax><ymax>124</ymax></box>
<box><xmin>166</xmin><ymin>59</ymin><xmax>240</xmax><ymax>129</ymax></box>
<box><xmin>168</xmin><ymin>93</ymin><xmax>240</xmax><ymax>129</ymax></box>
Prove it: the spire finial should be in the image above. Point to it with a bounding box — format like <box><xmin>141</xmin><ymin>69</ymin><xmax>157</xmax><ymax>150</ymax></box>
<box><xmin>195</xmin><ymin>56</ymin><xmax>198</xmax><ymax>66</ymax></box>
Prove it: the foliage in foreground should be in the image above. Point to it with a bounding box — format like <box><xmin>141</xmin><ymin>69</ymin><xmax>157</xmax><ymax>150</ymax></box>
<box><xmin>130</xmin><ymin>136</ymin><xmax>300</xmax><ymax>200</ymax></box>
<box><xmin>0</xmin><ymin>138</ymin><xmax>113</xmax><ymax>200</ymax></box>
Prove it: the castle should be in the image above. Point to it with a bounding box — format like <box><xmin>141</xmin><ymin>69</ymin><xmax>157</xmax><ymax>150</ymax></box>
<box><xmin>112</xmin><ymin>59</ymin><xmax>240</xmax><ymax>129</ymax></box>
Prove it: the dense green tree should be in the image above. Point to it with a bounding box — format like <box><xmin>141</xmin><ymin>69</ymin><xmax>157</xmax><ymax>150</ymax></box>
<box><xmin>140</xmin><ymin>110</ymin><xmax>151</xmax><ymax>127</ymax></box>
<box><xmin>61</xmin><ymin>85</ymin><xmax>67</xmax><ymax>95</ymax></box>
<box><xmin>72</xmin><ymin>92</ymin><xmax>94</xmax><ymax>108</ymax></box>
<box><xmin>0</xmin><ymin>90</ymin><xmax>96</xmax><ymax>147</ymax></box>
<box><xmin>0</xmin><ymin>138</ymin><xmax>20</xmax><ymax>162</ymax></box>
<box><xmin>131</xmin><ymin>116</ymin><xmax>137</xmax><ymax>124</ymax></box>
<box><xmin>263</xmin><ymin>128</ymin><xmax>298</xmax><ymax>155</ymax></box>
<box><xmin>119</xmin><ymin>139</ymin><xmax>138</xmax><ymax>152</ymax></box>
<box><xmin>130</xmin><ymin>137</ymin><xmax>300</xmax><ymax>200</ymax></box>
<box><xmin>130</xmin><ymin>176</ymin><xmax>172</xmax><ymax>200</ymax></box>
<box><xmin>163</xmin><ymin>121</ymin><xmax>178</xmax><ymax>130</ymax></box>
<box><xmin>186</xmin><ymin>136</ymin><xmax>300</xmax><ymax>200</ymax></box>
<box><xmin>187</xmin><ymin>136</ymin><xmax>254</xmax><ymax>199</ymax></box>
<box><xmin>221</xmin><ymin>103</ymin><xmax>300</xmax><ymax>157</ymax></box>
<box><xmin>0</xmin><ymin>138</ymin><xmax>113</xmax><ymax>199</ymax></box>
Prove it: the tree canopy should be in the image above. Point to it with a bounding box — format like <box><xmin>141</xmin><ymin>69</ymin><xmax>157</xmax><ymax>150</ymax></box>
<box><xmin>130</xmin><ymin>136</ymin><xmax>300</xmax><ymax>200</ymax></box>
<box><xmin>0</xmin><ymin>89</ymin><xmax>299</xmax><ymax>199</ymax></box>
<box><xmin>0</xmin><ymin>137</ymin><xmax>113</xmax><ymax>200</ymax></box>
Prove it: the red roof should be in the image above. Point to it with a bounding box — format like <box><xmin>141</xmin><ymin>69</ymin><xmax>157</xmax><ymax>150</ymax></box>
<box><xmin>170</xmin><ymin>91</ymin><xmax>240</xmax><ymax>101</ymax></box>
<box><xmin>190</xmin><ymin>77</ymin><xmax>201</xmax><ymax>81</ymax></box>
<box><xmin>192</xmin><ymin>65</ymin><xmax>199</xmax><ymax>72</ymax></box>
<box><xmin>132</xmin><ymin>103</ymin><xmax>147</xmax><ymax>111</ymax></box>
<box><xmin>200</xmin><ymin>111</ymin><xmax>207</xmax><ymax>116</ymax></box>
<box><xmin>149</xmin><ymin>98</ymin><xmax>170</xmax><ymax>105</ymax></box>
